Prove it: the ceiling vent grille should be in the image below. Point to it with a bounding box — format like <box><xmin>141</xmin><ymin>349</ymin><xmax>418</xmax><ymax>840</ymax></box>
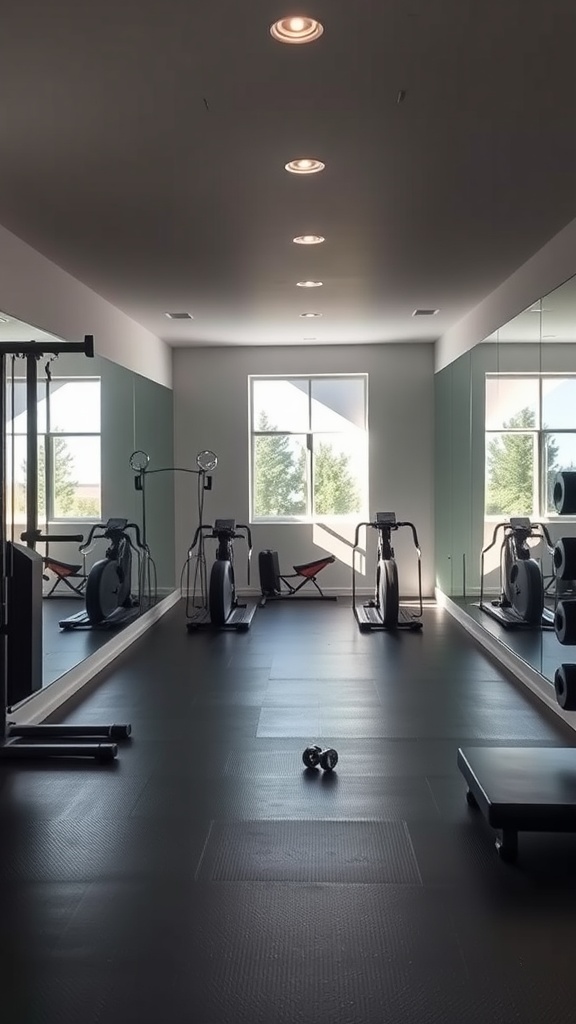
<box><xmin>412</xmin><ymin>308</ymin><xmax>439</xmax><ymax>316</ymax></box>
<box><xmin>165</xmin><ymin>312</ymin><xmax>193</xmax><ymax>320</ymax></box>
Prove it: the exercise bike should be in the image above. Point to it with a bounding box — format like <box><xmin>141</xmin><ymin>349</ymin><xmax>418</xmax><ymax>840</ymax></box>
<box><xmin>185</xmin><ymin>518</ymin><xmax>257</xmax><ymax>631</ymax></box>
<box><xmin>352</xmin><ymin>512</ymin><xmax>423</xmax><ymax>631</ymax></box>
<box><xmin>479</xmin><ymin>517</ymin><xmax>555</xmax><ymax>629</ymax></box>
<box><xmin>59</xmin><ymin>518</ymin><xmax>151</xmax><ymax>630</ymax></box>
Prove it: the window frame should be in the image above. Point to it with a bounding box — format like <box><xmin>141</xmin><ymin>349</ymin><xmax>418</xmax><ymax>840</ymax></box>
<box><xmin>485</xmin><ymin>372</ymin><xmax>576</xmax><ymax>520</ymax></box>
<box><xmin>249</xmin><ymin>373</ymin><xmax>369</xmax><ymax>523</ymax></box>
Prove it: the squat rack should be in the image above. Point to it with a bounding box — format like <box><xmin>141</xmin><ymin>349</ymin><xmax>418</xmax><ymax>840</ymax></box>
<box><xmin>0</xmin><ymin>334</ymin><xmax>130</xmax><ymax>763</ymax></box>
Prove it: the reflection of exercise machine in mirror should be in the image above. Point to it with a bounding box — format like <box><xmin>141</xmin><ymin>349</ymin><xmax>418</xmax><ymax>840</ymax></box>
<box><xmin>58</xmin><ymin>517</ymin><xmax>154</xmax><ymax>630</ymax></box>
<box><xmin>458</xmin><ymin>473</ymin><xmax>576</xmax><ymax>864</ymax></box>
<box><xmin>130</xmin><ymin>449</ymin><xmax>257</xmax><ymax>630</ymax></box>
<box><xmin>479</xmin><ymin>518</ymin><xmax>555</xmax><ymax>629</ymax></box>
<box><xmin>352</xmin><ymin>512</ymin><xmax>423</xmax><ymax>631</ymax></box>
<box><xmin>0</xmin><ymin>335</ymin><xmax>131</xmax><ymax>763</ymax></box>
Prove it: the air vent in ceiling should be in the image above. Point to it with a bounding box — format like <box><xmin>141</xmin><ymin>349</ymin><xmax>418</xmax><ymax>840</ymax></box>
<box><xmin>165</xmin><ymin>312</ymin><xmax>193</xmax><ymax>320</ymax></box>
<box><xmin>412</xmin><ymin>308</ymin><xmax>439</xmax><ymax>316</ymax></box>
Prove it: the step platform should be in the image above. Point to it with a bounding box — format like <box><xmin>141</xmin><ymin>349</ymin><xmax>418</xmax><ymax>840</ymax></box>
<box><xmin>186</xmin><ymin>600</ymin><xmax>258</xmax><ymax>632</ymax></box>
<box><xmin>458</xmin><ymin>745</ymin><xmax>576</xmax><ymax>862</ymax></box>
<box><xmin>59</xmin><ymin>606</ymin><xmax>140</xmax><ymax>630</ymax></box>
<box><xmin>356</xmin><ymin>604</ymin><xmax>423</xmax><ymax>632</ymax></box>
<box><xmin>475</xmin><ymin>602</ymin><xmax>555</xmax><ymax>630</ymax></box>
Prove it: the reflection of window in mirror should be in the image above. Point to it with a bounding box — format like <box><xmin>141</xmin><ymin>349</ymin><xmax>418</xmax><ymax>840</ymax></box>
<box><xmin>5</xmin><ymin>376</ymin><xmax>101</xmax><ymax>527</ymax></box>
<box><xmin>485</xmin><ymin>374</ymin><xmax>576</xmax><ymax>518</ymax></box>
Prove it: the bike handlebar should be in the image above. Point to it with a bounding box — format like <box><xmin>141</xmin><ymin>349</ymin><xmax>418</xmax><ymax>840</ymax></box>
<box><xmin>79</xmin><ymin>520</ymin><xmax>146</xmax><ymax>554</ymax></box>
<box><xmin>353</xmin><ymin>519</ymin><xmax>421</xmax><ymax>553</ymax></box>
<box><xmin>481</xmin><ymin>520</ymin><xmax>555</xmax><ymax>557</ymax></box>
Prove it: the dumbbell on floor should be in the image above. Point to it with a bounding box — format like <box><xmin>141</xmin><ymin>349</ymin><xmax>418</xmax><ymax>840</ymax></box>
<box><xmin>302</xmin><ymin>744</ymin><xmax>339</xmax><ymax>770</ymax></box>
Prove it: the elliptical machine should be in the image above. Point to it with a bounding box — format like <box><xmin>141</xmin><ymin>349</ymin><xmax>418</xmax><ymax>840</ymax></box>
<box><xmin>59</xmin><ymin>518</ymin><xmax>151</xmax><ymax>630</ymax></box>
<box><xmin>186</xmin><ymin>518</ymin><xmax>256</xmax><ymax>630</ymax></box>
<box><xmin>479</xmin><ymin>517</ymin><xmax>555</xmax><ymax>629</ymax></box>
<box><xmin>352</xmin><ymin>512</ymin><xmax>423</xmax><ymax>631</ymax></box>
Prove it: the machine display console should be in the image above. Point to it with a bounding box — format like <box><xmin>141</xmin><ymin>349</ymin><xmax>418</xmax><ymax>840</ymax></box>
<box><xmin>376</xmin><ymin>512</ymin><xmax>396</xmax><ymax>525</ymax></box>
<box><xmin>106</xmin><ymin>518</ymin><xmax>128</xmax><ymax>531</ymax></box>
<box><xmin>509</xmin><ymin>517</ymin><xmax>531</xmax><ymax>529</ymax></box>
<box><xmin>214</xmin><ymin>519</ymin><xmax>236</xmax><ymax>531</ymax></box>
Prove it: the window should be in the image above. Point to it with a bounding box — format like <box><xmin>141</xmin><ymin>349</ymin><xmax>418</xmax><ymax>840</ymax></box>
<box><xmin>485</xmin><ymin>374</ymin><xmax>576</xmax><ymax>517</ymax></box>
<box><xmin>6</xmin><ymin>377</ymin><xmax>101</xmax><ymax>528</ymax></box>
<box><xmin>249</xmin><ymin>375</ymin><xmax>368</xmax><ymax>521</ymax></box>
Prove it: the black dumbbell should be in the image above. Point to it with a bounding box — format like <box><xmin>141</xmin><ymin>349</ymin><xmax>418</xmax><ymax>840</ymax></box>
<box><xmin>302</xmin><ymin>744</ymin><xmax>339</xmax><ymax>771</ymax></box>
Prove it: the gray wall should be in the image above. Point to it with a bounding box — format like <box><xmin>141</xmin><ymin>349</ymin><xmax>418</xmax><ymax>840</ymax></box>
<box><xmin>173</xmin><ymin>343</ymin><xmax>435</xmax><ymax>597</ymax></box>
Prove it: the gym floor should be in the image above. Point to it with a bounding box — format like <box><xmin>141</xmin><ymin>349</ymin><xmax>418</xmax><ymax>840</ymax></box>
<box><xmin>2</xmin><ymin>599</ymin><xmax>576</xmax><ymax>1023</ymax></box>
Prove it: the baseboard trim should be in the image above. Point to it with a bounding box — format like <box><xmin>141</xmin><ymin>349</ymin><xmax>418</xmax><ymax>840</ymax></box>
<box><xmin>9</xmin><ymin>590</ymin><xmax>181</xmax><ymax>725</ymax></box>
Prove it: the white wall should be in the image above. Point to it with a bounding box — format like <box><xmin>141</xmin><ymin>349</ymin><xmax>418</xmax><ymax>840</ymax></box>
<box><xmin>435</xmin><ymin>213</ymin><xmax>576</xmax><ymax>372</ymax></box>
<box><xmin>173</xmin><ymin>343</ymin><xmax>435</xmax><ymax>597</ymax></box>
<box><xmin>0</xmin><ymin>223</ymin><xmax>172</xmax><ymax>387</ymax></box>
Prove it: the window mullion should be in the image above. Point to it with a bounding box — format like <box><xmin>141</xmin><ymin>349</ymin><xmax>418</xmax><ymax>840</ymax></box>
<box><xmin>44</xmin><ymin>433</ymin><xmax>52</xmax><ymax>524</ymax></box>
<box><xmin>307</xmin><ymin>432</ymin><xmax>314</xmax><ymax>517</ymax></box>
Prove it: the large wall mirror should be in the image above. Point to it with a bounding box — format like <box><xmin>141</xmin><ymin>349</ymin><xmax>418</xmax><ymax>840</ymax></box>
<box><xmin>3</xmin><ymin>323</ymin><xmax>175</xmax><ymax>702</ymax></box>
<box><xmin>435</xmin><ymin>274</ymin><xmax>576</xmax><ymax>695</ymax></box>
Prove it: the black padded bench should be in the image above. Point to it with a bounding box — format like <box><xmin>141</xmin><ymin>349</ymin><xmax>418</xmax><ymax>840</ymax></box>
<box><xmin>458</xmin><ymin>745</ymin><xmax>576</xmax><ymax>863</ymax></box>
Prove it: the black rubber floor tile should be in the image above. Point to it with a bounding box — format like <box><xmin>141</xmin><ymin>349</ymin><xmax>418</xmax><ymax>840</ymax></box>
<box><xmin>257</xmin><ymin>705</ymin><xmax>561</xmax><ymax>740</ymax></box>
<box><xmin>1</xmin><ymin>964</ymin><xmax>115</xmax><ymax>1024</ymax></box>
<box><xmin>226</xmin><ymin>653</ymin><xmax>274</xmax><ymax>669</ymax></box>
<box><xmin>195</xmin><ymin>688</ymin><xmax>270</xmax><ymax>707</ymax></box>
<box><xmin>196</xmin><ymin>820</ymin><xmax>422</xmax><ymax>883</ymax></box>
<box><xmin>410</xmin><ymin>820</ymin><xmax>576</xmax><ymax>895</ymax></box>
<box><xmin>0</xmin><ymin>817</ymin><xmax>211</xmax><ymax>883</ymax></box>
<box><xmin>263</xmin><ymin>680</ymin><xmax>380</xmax><ymax>707</ymax></box>
<box><xmin>445</xmin><ymin>891</ymin><xmax>576</xmax><ymax>1019</ymax></box>
<box><xmin>57</xmin><ymin>882</ymin><xmax>464</xmax><ymax>1024</ymax></box>
<box><xmin>257</xmin><ymin>708</ymin><xmax>322</xmax><ymax>737</ymax></box>
<box><xmin>0</xmin><ymin>770</ymin><xmax>147</xmax><ymax>821</ymax></box>
<box><xmin>129</xmin><ymin>774</ymin><xmax>439</xmax><ymax>821</ymax></box>
<box><xmin>0</xmin><ymin>881</ymin><xmax>88</xmax><ymax>952</ymax></box>
<box><xmin>225</xmin><ymin>741</ymin><xmax>460</xmax><ymax>778</ymax></box>
<box><xmin>407</xmin><ymin>820</ymin><xmax>521</xmax><ymax>887</ymax></box>
<box><xmin>122</xmin><ymin>707</ymin><xmax>261</xmax><ymax>741</ymax></box>
<box><xmin>425</xmin><ymin>774</ymin><xmax>479</xmax><ymax>821</ymax></box>
<box><xmin>269</xmin><ymin>654</ymin><xmax>378</xmax><ymax>680</ymax></box>
<box><xmin>458</xmin><ymin>707</ymin><xmax>567</xmax><ymax>741</ymax></box>
<box><xmin>198</xmin><ymin>667</ymin><xmax>272</xmax><ymax>688</ymax></box>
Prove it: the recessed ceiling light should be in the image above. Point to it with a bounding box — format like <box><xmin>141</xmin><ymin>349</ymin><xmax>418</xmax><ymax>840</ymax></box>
<box><xmin>285</xmin><ymin>158</ymin><xmax>325</xmax><ymax>175</ymax></box>
<box><xmin>297</xmin><ymin>280</ymin><xmax>323</xmax><ymax>288</ymax></box>
<box><xmin>270</xmin><ymin>17</ymin><xmax>324</xmax><ymax>44</ymax></box>
<box><xmin>0</xmin><ymin>316</ymin><xmax>10</xmax><ymax>323</ymax></box>
<box><xmin>543</xmin><ymin>334</ymin><xmax>557</xmax><ymax>339</ymax></box>
<box><xmin>293</xmin><ymin>234</ymin><xmax>325</xmax><ymax>245</ymax></box>
<box><xmin>412</xmin><ymin>308</ymin><xmax>439</xmax><ymax>316</ymax></box>
<box><xmin>303</xmin><ymin>337</ymin><xmax>317</xmax><ymax>341</ymax></box>
<box><xmin>300</xmin><ymin>312</ymin><xmax>322</xmax><ymax>318</ymax></box>
<box><xmin>164</xmin><ymin>311</ymin><xmax>194</xmax><ymax>319</ymax></box>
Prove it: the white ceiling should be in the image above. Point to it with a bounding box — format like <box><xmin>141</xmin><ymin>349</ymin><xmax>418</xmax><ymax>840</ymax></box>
<box><xmin>1</xmin><ymin>0</ymin><xmax>576</xmax><ymax>349</ymax></box>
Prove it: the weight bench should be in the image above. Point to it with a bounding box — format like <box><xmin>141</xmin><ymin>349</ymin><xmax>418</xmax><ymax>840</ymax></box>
<box><xmin>259</xmin><ymin>551</ymin><xmax>337</xmax><ymax>605</ymax></box>
<box><xmin>42</xmin><ymin>557</ymin><xmax>87</xmax><ymax>598</ymax></box>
